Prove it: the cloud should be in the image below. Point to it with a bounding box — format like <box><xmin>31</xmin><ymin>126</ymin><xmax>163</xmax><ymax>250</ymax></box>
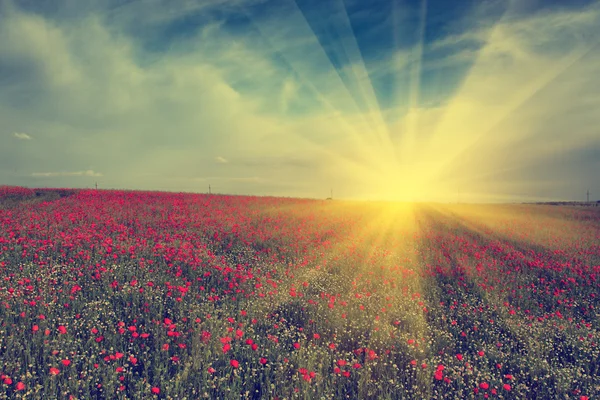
<box><xmin>215</xmin><ymin>156</ymin><xmax>228</xmax><ymax>164</ymax></box>
<box><xmin>13</xmin><ymin>132</ymin><xmax>32</xmax><ymax>140</ymax></box>
<box><xmin>31</xmin><ymin>170</ymin><xmax>103</xmax><ymax>177</ymax></box>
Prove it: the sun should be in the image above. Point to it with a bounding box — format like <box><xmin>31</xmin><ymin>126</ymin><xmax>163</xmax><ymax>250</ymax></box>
<box><xmin>352</xmin><ymin>155</ymin><xmax>445</xmax><ymax>202</ymax></box>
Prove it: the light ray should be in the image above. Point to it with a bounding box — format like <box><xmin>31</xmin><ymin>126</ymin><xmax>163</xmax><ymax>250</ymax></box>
<box><xmin>431</xmin><ymin>39</ymin><xmax>600</xmax><ymax>183</ymax></box>
<box><xmin>397</xmin><ymin>0</ymin><xmax>427</xmax><ymax>168</ymax></box>
<box><xmin>230</xmin><ymin>0</ymin><xmax>388</xmax><ymax>171</ymax></box>
<box><xmin>414</xmin><ymin>1</ymin><xmax>600</xmax><ymax>198</ymax></box>
<box><xmin>329</xmin><ymin>0</ymin><xmax>398</xmax><ymax>163</ymax></box>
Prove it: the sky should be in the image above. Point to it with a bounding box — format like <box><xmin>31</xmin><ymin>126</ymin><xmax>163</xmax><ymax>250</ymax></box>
<box><xmin>1</xmin><ymin>0</ymin><xmax>599</xmax><ymax>202</ymax></box>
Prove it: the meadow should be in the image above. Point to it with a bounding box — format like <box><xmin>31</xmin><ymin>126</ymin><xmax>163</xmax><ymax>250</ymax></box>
<box><xmin>0</xmin><ymin>186</ymin><xmax>598</xmax><ymax>399</ymax></box>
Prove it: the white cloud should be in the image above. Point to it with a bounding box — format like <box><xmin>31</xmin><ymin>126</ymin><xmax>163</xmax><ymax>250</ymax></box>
<box><xmin>31</xmin><ymin>170</ymin><xmax>103</xmax><ymax>177</ymax></box>
<box><xmin>13</xmin><ymin>132</ymin><xmax>32</xmax><ymax>140</ymax></box>
<box><xmin>215</xmin><ymin>156</ymin><xmax>228</xmax><ymax>163</ymax></box>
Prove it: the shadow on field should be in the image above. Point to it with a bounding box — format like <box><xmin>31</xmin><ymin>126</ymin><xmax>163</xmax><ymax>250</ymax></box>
<box><xmin>416</xmin><ymin>205</ymin><xmax>599</xmax><ymax>399</ymax></box>
<box><xmin>0</xmin><ymin>188</ymin><xmax>77</xmax><ymax>209</ymax></box>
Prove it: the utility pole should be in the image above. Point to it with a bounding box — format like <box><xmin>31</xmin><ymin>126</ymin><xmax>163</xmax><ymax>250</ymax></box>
<box><xmin>209</xmin><ymin>184</ymin><xmax>211</xmax><ymax>195</ymax></box>
<box><xmin>95</xmin><ymin>182</ymin><xmax>98</xmax><ymax>190</ymax></box>
<box><xmin>587</xmin><ymin>189</ymin><xmax>590</xmax><ymax>203</ymax></box>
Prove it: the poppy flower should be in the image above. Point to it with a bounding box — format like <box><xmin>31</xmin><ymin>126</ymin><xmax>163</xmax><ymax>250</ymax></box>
<box><xmin>230</xmin><ymin>359</ymin><xmax>240</xmax><ymax>368</ymax></box>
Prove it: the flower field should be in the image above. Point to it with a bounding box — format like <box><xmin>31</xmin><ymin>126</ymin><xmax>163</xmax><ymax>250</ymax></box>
<box><xmin>0</xmin><ymin>187</ymin><xmax>598</xmax><ymax>399</ymax></box>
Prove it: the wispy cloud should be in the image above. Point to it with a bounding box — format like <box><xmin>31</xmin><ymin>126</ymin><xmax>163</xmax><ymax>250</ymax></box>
<box><xmin>215</xmin><ymin>156</ymin><xmax>228</xmax><ymax>164</ymax></box>
<box><xmin>13</xmin><ymin>132</ymin><xmax>32</xmax><ymax>140</ymax></box>
<box><xmin>280</xmin><ymin>78</ymin><xmax>298</xmax><ymax>113</ymax></box>
<box><xmin>31</xmin><ymin>170</ymin><xmax>103</xmax><ymax>177</ymax></box>
<box><xmin>227</xmin><ymin>176</ymin><xmax>263</xmax><ymax>183</ymax></box>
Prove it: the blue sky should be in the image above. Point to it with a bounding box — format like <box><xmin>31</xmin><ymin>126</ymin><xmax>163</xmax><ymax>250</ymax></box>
<box><xmin>1</xmin><ymin>0</ymin><xmax>599</xmax><ymax>202</ymax></box>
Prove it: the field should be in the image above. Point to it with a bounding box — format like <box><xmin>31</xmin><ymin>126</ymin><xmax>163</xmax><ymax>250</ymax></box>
<box><xmin>0</xmin><ymin>186</ymin><xmax>599</xmax><ymax>399</ymax></box>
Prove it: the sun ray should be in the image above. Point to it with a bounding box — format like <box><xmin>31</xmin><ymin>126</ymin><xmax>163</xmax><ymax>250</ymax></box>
<box><xmin>328</xmin><ymin>0</ymin><xmax>398</xmax><ymax>163</ymax></box>
<box><xmin>397</xmin><ymin>0</ymin><xmax>427</xmax><ymax>168</ymax></box>
<box><xmin>405</xmin><ymin>1</ymin><xmax>600</xmax><ymax>198</ymax></box>
<box><xmin>286</xmin><ymin>0</ymin><xmax>388</xmax><ymax>142</ymax></box>
<box><xmin>230</xmin><ymin>0</ymin><xmax>390</xmax><ymax>172</ymax></box>
<box><xmin>431</xmin><ymin>39</ymin><xmax>600</xmax><ymax>180</ymax></box>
